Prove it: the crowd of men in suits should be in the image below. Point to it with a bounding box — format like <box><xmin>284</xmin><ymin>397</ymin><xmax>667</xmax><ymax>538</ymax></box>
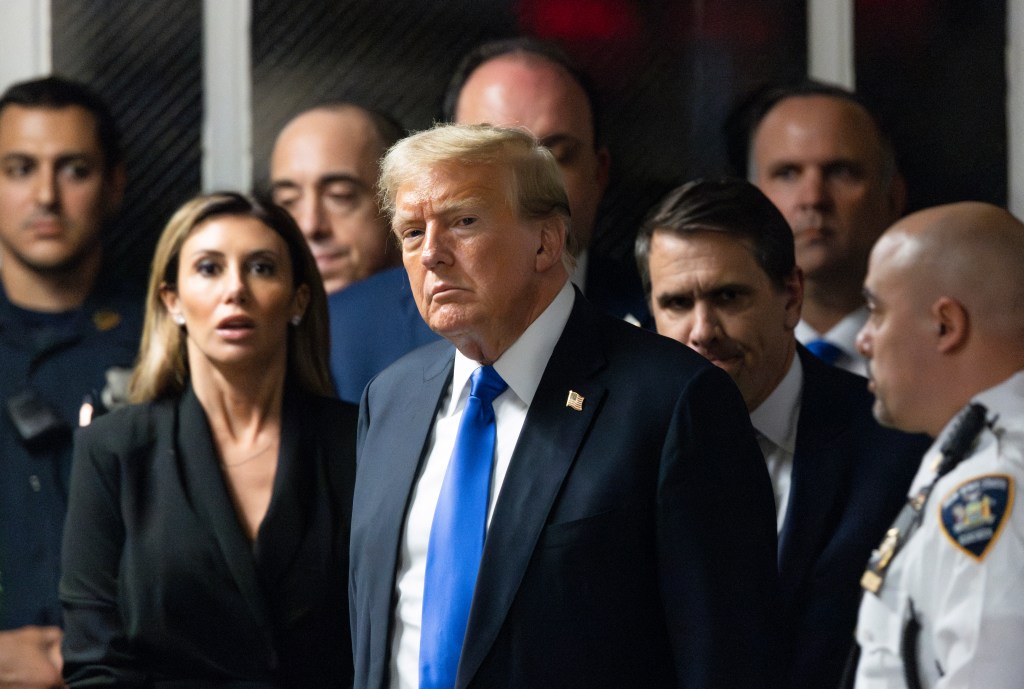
<box><xmin>2</xmin><ymin>35</ymin><xmax>1023</xmax><ymax>689</ymax></box>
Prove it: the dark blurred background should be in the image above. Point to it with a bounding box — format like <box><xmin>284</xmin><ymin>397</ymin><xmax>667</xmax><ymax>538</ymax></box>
<box><xmin>46</xmin><ymin>0</ymin><xmax>1006</xmax><ymax>295</ymax></box>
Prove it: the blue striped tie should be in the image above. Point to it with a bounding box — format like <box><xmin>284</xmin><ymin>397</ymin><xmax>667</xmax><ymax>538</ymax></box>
<box><xmin>420</xmin><ymin>365</ymin><xmax>507</xmax><ymax>689</ymax></box>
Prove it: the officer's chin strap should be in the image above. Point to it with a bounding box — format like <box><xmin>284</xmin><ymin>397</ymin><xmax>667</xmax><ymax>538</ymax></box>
<box><xmin>840</xmin><ymin>402</ymin><xmax>989</xmax><ymax>689</ymax></box>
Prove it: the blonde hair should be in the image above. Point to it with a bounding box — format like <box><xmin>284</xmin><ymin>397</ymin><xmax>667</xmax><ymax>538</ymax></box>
<box><xmin>130</xmin><ymin>192</ymin><xmax>333</xmax><ymax>402</ymax></box>
<box><xmin>379</xmin><ymin>123</ymin><xmax>577</xmax><ymax>264</ymax></box>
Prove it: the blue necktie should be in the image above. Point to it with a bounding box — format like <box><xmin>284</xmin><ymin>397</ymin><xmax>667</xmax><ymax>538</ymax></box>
<box><xmin>420</xmin><ymin>365</ymin><xmax>507</xmax><ymax>689</ymax></box>
<box><xmin>806</xmin><ymin>338</ymin><xmax>844</xmax><ymax>366</ymax></box>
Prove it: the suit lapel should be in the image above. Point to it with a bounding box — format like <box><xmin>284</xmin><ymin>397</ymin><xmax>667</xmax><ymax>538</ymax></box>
<box><xmin>778</xmin><ymin>349</ymin><xmax>849</xmax><ymax>599</ymax></box>
<box><xmin>457</xmin><ymin>294</ymin><xmax>607</xmax><ymax>688</ymax></box>
<box><xmin>253</xmin><ymin>385</ymin><xmax>310</xmax><ymax>588</ymax></box>
<box><xmin>175</xmin><ymin>386</ymin><xmax>275</xmax><ymax>654</ymax></box>
<box><xmin>362</xmin><ymin>347</ymin><xmax>455</xmax><ymax>677</ymax></box>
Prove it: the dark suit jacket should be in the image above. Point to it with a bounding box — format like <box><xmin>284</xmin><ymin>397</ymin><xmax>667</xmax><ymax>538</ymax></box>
<box><xmin>775</xmin><ymin>347</ymin><xmax>929</xmax><ymax>689</ymax></box>
<box><xmin>60</xmin><ymin>385</ymin><xmax>356</xmax><ymax>688</ymax></box>
<box><xmin>328</xmin><ymin>267</ymin><xmax>440</xmax><ymax>403</ymax></box>
<box><xmin>351</xmin><ymin>291</ymin><xmax>779</xmax><ymax>689</ymax></box>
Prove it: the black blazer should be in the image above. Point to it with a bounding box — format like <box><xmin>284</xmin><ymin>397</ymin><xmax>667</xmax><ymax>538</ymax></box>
<box><xmin>775</xmin><ymin>347</ymin><xmax>929</xmax><ymax>689</ymax></box>
<box><xmin>351</xmin><ymin>291</ymin><xmax>779</xmax><ymax>689</ymax></box>
<box><xmin>60</xmin><ymin>384</ymin><xmax>356</xmax><ymax>688</ymax></box>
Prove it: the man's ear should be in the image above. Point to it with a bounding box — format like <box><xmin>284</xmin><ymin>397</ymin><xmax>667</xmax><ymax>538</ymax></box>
<box><xmin>535</xmin><ymin>215</ymin><xmax>567</xmax><ymax>273</ymax></box>
<box><xmin>934</xmin><ymin>296</ymin><xmax>968</xmax><ymax>353</ymax></box>
<box><xmin>782</xmin><ymin>266</ymin><xmax>805</xmax><ymax>331</ymax></box>
<box><xmin>887</xmin><ymin>171</ymin><xmax>908</xmax><ymax>219</ymax></box>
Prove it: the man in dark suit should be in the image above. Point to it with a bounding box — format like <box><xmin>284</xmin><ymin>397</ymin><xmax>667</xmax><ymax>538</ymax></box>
<box><xmin>636</xmin><ymin>178</ymin><xmax>929</xmax><ymax>689</ymax></box>
<box><xmin>350</xmin><ymin>125</ymin><xmax>778</xmax><ymax>689</ymax></box>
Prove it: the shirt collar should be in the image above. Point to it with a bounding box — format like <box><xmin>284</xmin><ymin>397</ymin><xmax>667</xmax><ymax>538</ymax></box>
<box><xmin>795</xmin><ymin>305</ymin><xmax>869</xmax><ymax>352</ymax></box>
<box><xmin>749</xmin><ymin>352</ymin><xmax>803</xmax><ymax>455</ymax></box>
<box><xmin>447</xmin><ymin>280</ymin><xmax>575</xmax><ymax>415</ymax></box>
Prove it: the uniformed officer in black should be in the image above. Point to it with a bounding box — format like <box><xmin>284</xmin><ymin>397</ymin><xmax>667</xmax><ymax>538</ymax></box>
<box><xmin>0</xmin><ymin>76</ymin><xmax>140</xmax><ymax>687</ymax></box>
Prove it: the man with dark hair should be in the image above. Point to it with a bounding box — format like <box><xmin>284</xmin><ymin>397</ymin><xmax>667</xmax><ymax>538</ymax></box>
<box><xmin>351</xmin><ymin>127</ymin><xmax>778</xmax><ymax>689</ymax></box>
<box><xmin>0</xmin><ymin>75</ymin><xmax>140</xmax><ymax>686</ymax></box>
<box><xmin>729</xmin><ymin>81</ymin><xmax>906</xmax><ymax>377</ymax></box>
<box><xmin>270</xmin><ymin>102</ymin><xmax>435</xmax><ymax>403</ymax></box>
<box><xmin>637</xmin><ymin>177</ymin><xmax>928</xmax><ymax>689</ymax></box>
<box><xmin>443</xmin><ymin>36</ymin><xmax>648</xmax><ymax>324</ymax></box>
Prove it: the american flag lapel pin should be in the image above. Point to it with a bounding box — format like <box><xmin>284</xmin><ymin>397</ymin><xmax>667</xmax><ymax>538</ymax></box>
<box><xmin>566</xmin><ymin>390</ymin><xmax>584</xmax><ymax>411</ymax></box>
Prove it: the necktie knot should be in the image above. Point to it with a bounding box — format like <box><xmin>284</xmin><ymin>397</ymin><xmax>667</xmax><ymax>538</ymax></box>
<box><xmin>469</xmin><ymin>365</ymin><xmax>507</xmax><ymax>406</ymax></box>
<box><xmin>806</xmin><ymin>338</ymin><xmax>844</xmax><ymax>365</ymax></box>
<box><xmin>419</xmin><ymin>364</ymin><xmax>506</xmax><ymax>689</ymax></box>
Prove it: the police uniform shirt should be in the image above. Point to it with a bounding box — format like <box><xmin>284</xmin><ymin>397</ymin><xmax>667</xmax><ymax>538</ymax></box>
<box><xmin>0</xmin><ymin>281</ymin><xmax>140</xmax><ymax>629</ymax></box>
<box><xmin>854</xmin><ymin>369</ymin><xmax>1024</xmax><ymax>689</ymax></box>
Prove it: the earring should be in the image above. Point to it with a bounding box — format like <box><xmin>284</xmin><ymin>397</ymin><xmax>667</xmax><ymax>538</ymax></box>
<box><xmin>173</xmin><ymin>314</ymin><xmax>185</xmax><ymax>326</ymax></box>
<box><xmin>290</xmin><ymin>314</ymin><xmax>302</xmax><ymax>326</ymax></box>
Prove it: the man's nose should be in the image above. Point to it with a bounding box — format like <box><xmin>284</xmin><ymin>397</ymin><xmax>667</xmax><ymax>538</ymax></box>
<box><xmin>294</xmin><ymin>196</ymin><xmax>329</xmax><ymax>241</ymax></box>
<box><xmin>687</xmin><ymin>303</ymin><xmax>720</xmax><ymax>347</ymax></box>
<box><xmin>795</xmin><ymin>169</ymin><xmax>829</xmax><ymax>209</ymax></box>
<box><xmin>419</xmin><ymin>224</ymin><xmax>450</xmax><ymax>269</ymax></box>
<box><xmin>34</xmin><ymin>164</ymin><xmax>58</xmax><ymax>208</ymax></box>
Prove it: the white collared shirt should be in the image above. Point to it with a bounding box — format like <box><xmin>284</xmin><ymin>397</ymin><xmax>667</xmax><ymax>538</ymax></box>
<box><xmin>750</xmin><ymin>354</ymin><xmax>803</xmax><ymax>532</ymax></box>
<box><xmin>796</xmin><ymin>306</ymin><xmax>869</xmax><ymax>377</ymax></box>
<box><xmin>389</xmin><ymin>281</ymin><xmax>575</xmax><ymax>689</ymax></box>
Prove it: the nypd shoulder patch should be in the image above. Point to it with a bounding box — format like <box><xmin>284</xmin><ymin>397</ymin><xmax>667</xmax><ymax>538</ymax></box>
<box><xmin>939</xmin><ymin>474</ymin><xmax>1014</xmax><ymax>561</ymax></box>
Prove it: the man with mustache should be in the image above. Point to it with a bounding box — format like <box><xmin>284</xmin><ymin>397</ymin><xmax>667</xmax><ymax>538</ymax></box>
<box><xmin>636</xmin><ymin>177</ymin><xmax>928</xmax><ymax>689</ymax></box>
<box><xmin>739</xmin><ymin>82</ymin><xmax>906</xmax><ymax>376</ymax></box>
<box><xmin>0</xmin><ymin>76</ymin><xmax>140</xmax><ymax>687</ymax></box>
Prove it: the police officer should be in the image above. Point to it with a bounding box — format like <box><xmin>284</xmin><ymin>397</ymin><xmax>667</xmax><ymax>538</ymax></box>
<box><xmin>851</xmin><ymin>201</ymin><xmax>1024</xmax><ymax>688</ymax></box>
<box><xmin>0</xmin><ymin>76</ymin><xmax>140</xmax><ymax>687</ymax></box>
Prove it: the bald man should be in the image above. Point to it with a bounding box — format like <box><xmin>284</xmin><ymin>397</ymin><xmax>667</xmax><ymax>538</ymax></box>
<box><xmin>851</xmin><ymin>202</ymin><xmax>1024</xmax><ymax>688</ymax></box>
<box><xmin>270</xmin><ymin>104</ymin><xmax>401</xmax><ymax>294</ymax></box>
<box><xmin>740</xmin><ymin>82</ymin><xmax>906</xmax><ymax>376</ymax></box>
<box><xmin>271</xmin><ymin>105</ymin><xmax>438</xmax><ymax>402</ymax></box>
<box><xmin>444</xmin><ymin>37</ymin><xmax>648</xmax><ymax>323</ymax></box>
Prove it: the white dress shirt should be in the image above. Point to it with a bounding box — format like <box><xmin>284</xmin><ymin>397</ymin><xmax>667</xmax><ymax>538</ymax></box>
<box><xmin>389</xmin><ymin>281</ymin><xmax>575</xmax><ymax>689</ymax></box>
<box><xmin>796</xmin><ymin>306</ymin><xmax>869</xmax><ymax>377</ymax></box>
<box><xmin>749</xmin><ymin>354</ymin><xmax>803</xmax><ymax>533</ymax></box>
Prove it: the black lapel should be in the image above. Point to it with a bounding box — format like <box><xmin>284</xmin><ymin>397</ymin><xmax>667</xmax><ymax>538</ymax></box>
<box><xmin>457</xmin><ymin>291</ymin><xmax>608</xmax><ymax>688</ymax></box>
<box><xmin>175</xmin><ymin>385</ymin><xmax>275</xmax><ymax>654</ymax></box>
<box><xmin>359</xmin><ymin>345</ymin><xmax>455</xmax><ymax>676</ymax></box>
<box><xmin>252</xmin><ymin>384</ymin><xmax>311</xmax><ymax>588</ymax></box>
<box><xmin>778</xmin><ymin>347</ymin><xmax>850</xmax><ymax>596</ymax></box>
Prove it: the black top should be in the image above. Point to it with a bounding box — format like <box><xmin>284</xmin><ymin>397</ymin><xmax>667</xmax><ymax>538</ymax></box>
<box><xmin>60</xmin><ymin>384</ymin><xmax>356</xmax><ymax>688</ymax></box>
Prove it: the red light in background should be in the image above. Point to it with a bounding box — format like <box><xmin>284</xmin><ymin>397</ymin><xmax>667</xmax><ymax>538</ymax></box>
<box><xmin>517</xmin><ymin>0</ymin><xmax>640</xmax><ymax>41</ymax></box>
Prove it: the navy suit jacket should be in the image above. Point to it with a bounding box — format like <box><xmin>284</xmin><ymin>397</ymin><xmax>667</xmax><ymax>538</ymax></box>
<box><xmin>775</xmin><ymin>347</ymin><xmax>929</xmax><ymax>689</ymax></box>
<box><xmin>328</xmin><ymin>266</ymin><xmax>440</xmax><ymax>403</ymax></box>
<box><xmin>351</xmin><ymin>290</ymin><xmax>779</xmax><ymax>689</ymax></box>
